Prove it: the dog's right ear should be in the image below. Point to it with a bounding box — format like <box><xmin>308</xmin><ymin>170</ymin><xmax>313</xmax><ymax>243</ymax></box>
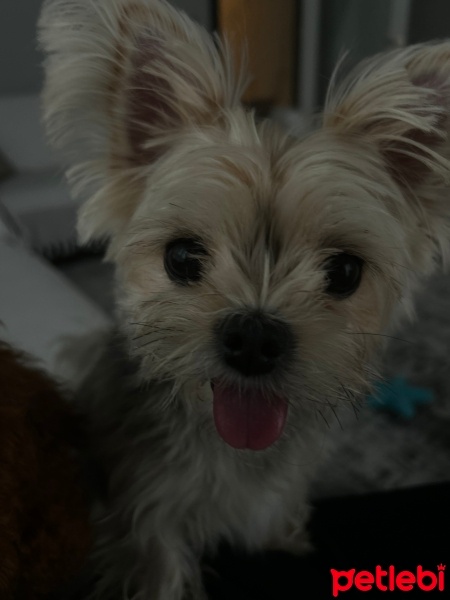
<box><xmin>39</xmin><ymin>0</ymin><xmax>246</xmax><ymax>243</ymax></box>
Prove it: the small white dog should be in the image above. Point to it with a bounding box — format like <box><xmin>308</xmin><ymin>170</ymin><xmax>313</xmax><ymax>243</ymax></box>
<box><xmin>39</xmin><ymin>1</ymin><xmax>450</xmax><ymax>598</ymax></box>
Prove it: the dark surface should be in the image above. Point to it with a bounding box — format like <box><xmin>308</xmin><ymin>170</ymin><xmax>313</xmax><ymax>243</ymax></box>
<box><xmin>204</xmin><ymin>482</ymin><xmax>450</xmax><ymax>599</ymax></box>
<box><xmin>53</xmin><ymin>474</ymin><xmax>450</xmax><ymax>599</ymax></box>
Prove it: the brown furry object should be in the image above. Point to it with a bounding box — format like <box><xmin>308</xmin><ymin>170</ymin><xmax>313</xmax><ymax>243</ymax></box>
<box><xmin>0</xmin><ymin>342</ymin><xmax>91</xmax><ymax>599</ymax></box>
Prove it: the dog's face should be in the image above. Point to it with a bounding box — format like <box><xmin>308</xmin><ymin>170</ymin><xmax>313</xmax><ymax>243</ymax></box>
<box><xmin>40</xmin><ymin>0</ymin><xmax>450</xmax><ymax>450</ymax></box>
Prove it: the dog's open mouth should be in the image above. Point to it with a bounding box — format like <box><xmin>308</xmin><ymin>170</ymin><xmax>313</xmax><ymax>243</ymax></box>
<box><xmin>211</xmin><ymin>382</ymin><xmax>288</xmax><ymax>451</ymax></box>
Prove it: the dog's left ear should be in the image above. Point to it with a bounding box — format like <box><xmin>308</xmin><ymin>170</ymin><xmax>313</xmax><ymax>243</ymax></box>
<box><xmin>39</xmin><ymin>0</ymin><xmax>246</xmax><ymax>243</ymax></box>
<box><xmin>323</xmin><ymin>42</ymin><xmax>450</xmax><ymax>272</ymax></box>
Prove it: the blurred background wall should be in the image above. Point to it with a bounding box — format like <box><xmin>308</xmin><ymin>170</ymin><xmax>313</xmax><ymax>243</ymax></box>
<box><xmin>2</xmin><ymin>0</ymin><xmax>450</xmax><ymax>110</ymax></box>
<box><xmin>0</xmin><ymin>0</ymin><xmax>212</xmax><ymax>95</ymax></box>
<box><xmin>0</xmin><ymin>0</ymin><xmax>43</xmax><ymax>94</ymax></box>
<box><xmin>319</xmin><ymin>0</ymin><xmax>450</xmax><ymax>104</ymax></box>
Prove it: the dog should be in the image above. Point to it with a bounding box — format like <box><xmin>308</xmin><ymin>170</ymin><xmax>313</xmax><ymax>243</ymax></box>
<box><xmin>39</xmin><ymin>0</ymin><xmax>450</xmax><ymax>598</ymax></box>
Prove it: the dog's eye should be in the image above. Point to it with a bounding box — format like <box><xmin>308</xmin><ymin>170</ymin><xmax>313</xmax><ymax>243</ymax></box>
<box><xmin>164</xmin><ymin>238</ymin><xmax>208</xmax><ymax>284</ymax></box>
<box><xmin>323</xmin><ymin>253</ymin><xmax>364</xmax><ymax>298</ymax></box>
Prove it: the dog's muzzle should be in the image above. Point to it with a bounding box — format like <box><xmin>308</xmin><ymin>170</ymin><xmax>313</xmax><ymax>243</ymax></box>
<box><xmin>215</xmin><ymin>310</ymin><xmax>295</xmax><ymax>376</ymax></box>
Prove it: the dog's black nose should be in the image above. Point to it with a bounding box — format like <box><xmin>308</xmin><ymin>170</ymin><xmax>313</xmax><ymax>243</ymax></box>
<box><xmin>216</xmin><ymin>311</ymin><xmax>294</xmax><ymax>377</ymax></box>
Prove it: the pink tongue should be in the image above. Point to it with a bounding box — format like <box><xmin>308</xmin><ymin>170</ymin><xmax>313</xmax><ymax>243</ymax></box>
<box><xmin>212</xmin><ymin>385</ymin><xmax>288</xmax><ymax>451</ymax></box>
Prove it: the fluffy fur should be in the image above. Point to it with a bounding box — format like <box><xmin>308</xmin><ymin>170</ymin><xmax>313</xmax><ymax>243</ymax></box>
<box><xmin>39</xmin><ymin>1</ymin><xmax>450</xmax><ymax>598</ymax></box>
<box><xmin>0</xmin><ymin>342</ymin><xmax>91</xmax><ymax>599</ymax></box>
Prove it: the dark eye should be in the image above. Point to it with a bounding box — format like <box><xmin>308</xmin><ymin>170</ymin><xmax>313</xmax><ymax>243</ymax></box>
<box><xmin>164</xmin><ymin>238</ymin><xmax>208</xmax><ymax>285</ymax></box>
<box><xmin>324</xmin><ymin>253</ymin><xmax>364</xmax><ymax>298</ymax></box>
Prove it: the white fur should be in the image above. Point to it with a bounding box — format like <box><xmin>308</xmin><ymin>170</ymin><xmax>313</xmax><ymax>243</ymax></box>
<box><xmin>39</xmin><ymin>1</ymin><xmax>450</xmax><ymax>598</ymax></box>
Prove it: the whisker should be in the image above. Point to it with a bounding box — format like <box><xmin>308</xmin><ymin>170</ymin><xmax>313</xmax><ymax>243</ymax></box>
<box><xmin>139</xmin><ymin>299</ymin><xmax>192</xmax><ymax>307</ymax></box>
<box><xmin>328</xmin><ymin>402</ymin><xmax>343</xmax><ymax>430</ymax></box>
<box><xmin>139</xmin><ymin>292</ymin><xmax>222</xmax><ymax>307</ymax></box>
<box><xmin>130</xmin><ymin>322</ymin><xmax>181</xmax><ymax>329</ymax></box>
<box><xmin>317</xmin><ymin>410</ymin><xmax>330</xmax><ymax>429</ymax></box>
<box><xmin>131</xmin><ymin>327</ymin><xmax>181</xmax><ymax>341</ymax></box>
<box><xmin>345</xmin><ymin>332</ymin><xmax>414</xmax><ymax>344</ymax></box>
<box><xmin>136</xmin><ymin>335</ymin><xmax>173</xmax><ymax>349</ymax></box>
<box><xmin>339</xmin><ymin>383</ymin><xmax>351</xmax><ymax>400</ymax></box>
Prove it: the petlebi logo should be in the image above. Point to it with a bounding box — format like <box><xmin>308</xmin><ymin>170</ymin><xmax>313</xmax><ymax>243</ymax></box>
<box><xmin>330</xmin><ymin>564</ymin><xmax>446</xmax><ymax>596</ymax></box>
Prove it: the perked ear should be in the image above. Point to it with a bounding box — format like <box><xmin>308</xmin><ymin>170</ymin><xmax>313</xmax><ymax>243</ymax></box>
<box><xmin>39</xmin><ymin>0</ymin><xmax>246</xmax><ymax>242</ymax></box>
<box><xmin>323</xmin><ymin>43</ymin><xmax>450</xmax><ymax>270</ymax></box>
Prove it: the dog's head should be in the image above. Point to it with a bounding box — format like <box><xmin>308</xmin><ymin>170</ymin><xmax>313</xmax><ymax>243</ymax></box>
<box><xmin>40</xmin><ymin>0</ymin><xmax>450</xmax><ymax>450</ymax></box>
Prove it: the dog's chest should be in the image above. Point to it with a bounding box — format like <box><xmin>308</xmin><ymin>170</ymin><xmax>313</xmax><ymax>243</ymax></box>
<box><xmin>97</xmin><ymin>379</ymin><xmax>311</xmax><ymax>551</ymax></box>
<box><xmin>125</xmin><ymin>427</ymin><xmax>305</xmax><ymax>551</ymax></box>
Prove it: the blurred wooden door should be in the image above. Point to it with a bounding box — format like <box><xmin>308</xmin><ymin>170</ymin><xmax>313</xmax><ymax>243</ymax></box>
<box><xmin>217</xmin><ymin>0</ymin><xmax>297</xmax><ymax>109</ymax></box>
